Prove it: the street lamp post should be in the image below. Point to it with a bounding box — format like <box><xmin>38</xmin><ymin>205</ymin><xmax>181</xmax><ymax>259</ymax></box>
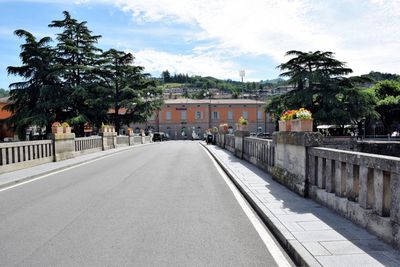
<box><xmin>239</xmin><ymin>70</ymin><xmax>245</xmax><ymax>98</ymax></box>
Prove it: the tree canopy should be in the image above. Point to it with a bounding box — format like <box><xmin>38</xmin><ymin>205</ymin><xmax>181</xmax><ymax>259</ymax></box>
<box><xmin>5</xmin><ymin>30</ymin><xmax>60</xmax><ymax>138</ymax></box>
<box><xmin>371</xmin><ymin>80</ymin><xmax>400</xmax><ymax>133</ymax></box>
<box><xmin>5</xmin><ymin>11</ymin><xmax>162</xmax><ymax>139</ymax></box>
<box><xmin>101</xmin><ymin>49</ymin><xmax>162</xmax><ymax>133</ymax></box>
<box><xmin>266</xmin><ymin>50</ymin><xmax>375</xmax><ymax>130</ymax></box>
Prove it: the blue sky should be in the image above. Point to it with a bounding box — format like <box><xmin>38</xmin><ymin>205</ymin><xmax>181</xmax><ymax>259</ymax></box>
<box><xmin>1</xmin><ymin>0</ymin><xmax>399</xmax><ymax>89</ymax></box>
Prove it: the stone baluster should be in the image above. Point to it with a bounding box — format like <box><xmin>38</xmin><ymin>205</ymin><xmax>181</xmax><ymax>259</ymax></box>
<box><xmin>326</xmin><ymin>159</ymin><xmax>334</xmax><ymax>193</ymax></box>
<box><xmin>308</xmin><ymin>155</ymin><xmax>316</xmax><ymax>186</ymax></box>
<box><xmin>391</xmin><ymin>173</ymin><xmax>400</xmax><ymax>225</ymax></box>
<box><xmin>317</xmin><ymin>157</ymin><xmax>325</xmax><ymax>189</ymax></box>
<box><xmin>345</xmin><ymin>163</ymin><xmax>356</xmax><ymax>201</ymax></box>
<box><xmin>335</xmin><ymin>161</ymin><xmax>346</xmax><ymax>197</ymax></box>
<box><xmin>1</xmin><ymin>148</ymin><xmax>6</xmax><ymax>165</ymax></box>
<box><xmin>373</xmin><ymin>169</ymin><xmax>384</xmax><ymax>216</ymax></box>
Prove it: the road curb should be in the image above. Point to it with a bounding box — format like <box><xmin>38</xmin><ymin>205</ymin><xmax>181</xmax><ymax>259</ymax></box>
<box><xmin>201</xmin><ymin>143</ymin><xmax>319</xmax><ymax>267</ymax></box>
<box><xmin>0</xmin><ymin>143</ymin><xmax>154</xmax><ymax>190</ymax></box>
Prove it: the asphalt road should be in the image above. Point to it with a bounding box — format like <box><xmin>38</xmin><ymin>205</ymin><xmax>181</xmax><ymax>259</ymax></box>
<box><xmin>0</xmin><ymin>141</ymin><xmax>291</xmax><ymax>266</ymax></box>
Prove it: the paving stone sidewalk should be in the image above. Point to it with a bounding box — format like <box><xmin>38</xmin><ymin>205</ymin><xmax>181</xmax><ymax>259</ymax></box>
<box><xmin>0</xmin><ymin>143</ymin><xmax>152</xmax><ymax>189</ymax></box>
<box><xmin>205</xmin><ymin>144</ymin><xmax>400</xmax><ymax>267</ymax></box>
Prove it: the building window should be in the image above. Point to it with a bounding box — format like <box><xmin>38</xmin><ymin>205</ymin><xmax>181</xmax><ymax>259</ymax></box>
<box><xmin>181</xmin><ymin>111</ymin><xmax>187</xmax><ymax>121</ymax></box>
<box><xmin>166</xmin><ymin>111</ymin><xmax>171</xmax><ymax>121</ymax></box>
<box><xmin>212</xmin><ymin>111</ymin><xmax>219</xmax><ymax>120</ymax></box>
<box><xmin>227</xmin><ymin>111</ymin><xmax>233</xmax><ymax>120</ymax></box>
<box><xmin>242</xmin><ymin>111</ymin><xmax>248</xmax><ymax>119</ymax></box>
<box><xmin>257</xmin><ymin>111</ymin><xmax>263</xmax><ymax>120</ymax></box>
<box><xmin>195</xmin><ymin>111</ymin><xmax>202</xmax><ymax>120</ymax></box>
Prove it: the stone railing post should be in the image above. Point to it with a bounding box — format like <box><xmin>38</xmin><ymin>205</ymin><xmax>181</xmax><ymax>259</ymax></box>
<box><xmin>234</xmin><ymin>130</ymin><xmax>250</xmax><ymax>159</ymax></box>
<box><xmin>272</xmin><ymin>131</ymin><xmax>322</xmax><ymax>196</ymax></box>
<box><xmin>52</xmin><ymin>133</ymin><xmax>76</xmax><ymax>161</ymax></box>
<box><xmin>100</xmin><ymin>132</ymin><xmax>117</xmax><ymax>150</ymax></box>
<box><xmin>128</xmin><ymin>133</ymin><xmax>134</xmax><ymax>146</ymax></box>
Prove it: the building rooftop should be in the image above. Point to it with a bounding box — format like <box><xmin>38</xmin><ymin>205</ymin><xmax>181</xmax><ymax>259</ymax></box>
<box><xmin>0</xmin><ymin>97</ymin><xmax>10</xmax><ymax>103</ymax></box>
<box><xmin>164</xmin><ymin>99</ymin><xmax>261</xmax><ymax>105</ymax></box>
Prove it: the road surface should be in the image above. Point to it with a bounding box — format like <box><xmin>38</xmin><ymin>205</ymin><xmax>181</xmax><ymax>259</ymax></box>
<box><xmin>0</xmin><ymin>141</ymin><xmax>293</xmax><ymax>266</ymax></box>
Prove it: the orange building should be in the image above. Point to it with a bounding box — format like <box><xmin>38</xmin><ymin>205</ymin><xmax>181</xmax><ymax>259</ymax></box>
<box><xmin>130</xmin><ymin>99</ymin><xmax>275</xmax><ymax>139</ymax></box>
<box><xmin>0</xmin><ymin>97</ymin><xmax>14</xmax><ymax>140</ymax></box>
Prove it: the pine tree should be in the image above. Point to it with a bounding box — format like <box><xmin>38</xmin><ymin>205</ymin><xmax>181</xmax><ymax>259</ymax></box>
<box><xmin>100</xmin><ymin>49</ymin><xmax>163</xmax><ymax>133</ymax></box>
<box><xmin>268</xmin><ymin>50</ymin><xmax>360</xmax><ymax>126</ymax></box>
<box><xmin>49</xmin><ymin>11</ymin><xmax>103</xmax><ymax>136</ymax></box>
<box><xmin>5</xmin><ymin>30</ymin><xmax>62</xmax><ymax>139</ymax></box>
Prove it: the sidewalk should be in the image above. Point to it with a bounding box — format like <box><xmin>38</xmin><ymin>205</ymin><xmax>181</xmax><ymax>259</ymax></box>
<box><xmin>0</xmin><ymin>143</ymin><xmax>152</xmax><ymax>190</ymax></box>
<box><xmin>204</xmin><ymin>144</ymin><xmax>400</xmax><ymax>267</ymax></box>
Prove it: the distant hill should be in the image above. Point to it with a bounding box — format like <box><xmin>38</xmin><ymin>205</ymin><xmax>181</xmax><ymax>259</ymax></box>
<box><xmin>260</xmin><ymin>78</ymin><xmax>287</xmax><ymax>85</ymax></box>
<box><xmin>361</xmin><ymin>71</ymin><xmax>399</xmax><ymax>82</ymax></box>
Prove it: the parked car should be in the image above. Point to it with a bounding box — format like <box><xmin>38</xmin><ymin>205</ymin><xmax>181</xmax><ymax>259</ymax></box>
<box><xmin>152</xmin><ymin>132</ymin><xmax>162</xmax><ymax>142</ymax></box>
<box><xmin>160</xmin><ymin>132</ymin><xmax>168</xmax><ymax>141</ymax></box>
<box><xmin>257</xmin><ymin>132</ymin><xmax>271</xmax><ymax>139</ymax></box>
<box><xmin>153</xmin><ymin>132</ymin><xmax>168</xmax><ymax>142</ymax></box>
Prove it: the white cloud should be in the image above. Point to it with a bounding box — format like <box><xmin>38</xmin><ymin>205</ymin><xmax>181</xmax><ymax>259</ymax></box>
<box><xmin>81</xmin><ymin>0</ymin><xmax>400</xmax><ymax>75</ymax></box>
<box><xmin>130</xmin><ymin>49</ymin><xmax>240</xmax><ymax>79</ymax></box>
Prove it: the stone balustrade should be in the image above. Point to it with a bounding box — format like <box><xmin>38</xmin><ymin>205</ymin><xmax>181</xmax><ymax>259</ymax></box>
<box><xmin>132</xmin><ymin>136</ymin><xmax>142</xmax><ymax>145</ymax></box>
<box><xmin>308</xmin><ymin>147</ymin><xmax>400</xmax><ymax>246</ymax></box>
<box><xmin>243</xmin><ymin>137</ymin><xmax>274</xmax><ymax>172</ymax></box>
<box><xmin>224</xmin><ymin>134</ymin><xmax>235</xmax><ymax>153</ymax></box>
<box><xmin>0</xmin><ymin>140</ymin><xmax>53</xmax><ymax>174</ymax></box>
<box><xmin>0</xmin><ymin>133</ymin><xmax>153</xmax><ymax>174</ymax></box>
<box><xmin>216</xmin><ymin>131</ymin><xmax>400</xmax><ymax>248</ymax></box>
<box><xmin>116</xmin><ymin>135</ymin><xmax>129</xmax><ymax>147</ymax></box>
<box><xmin>75</xmin><ymin>136</ymin><xmax>102</xmax><ymax>155</ymax></box>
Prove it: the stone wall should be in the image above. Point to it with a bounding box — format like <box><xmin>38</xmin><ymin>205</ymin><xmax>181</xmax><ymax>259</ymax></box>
<box><xmin>272</xmin><ymin>132</ymin><xmax>322</xmax><ymax>196</ymax></box>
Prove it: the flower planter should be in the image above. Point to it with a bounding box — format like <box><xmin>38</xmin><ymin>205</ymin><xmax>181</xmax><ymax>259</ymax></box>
<box><xmin>52</xmin><ymin>126</ymin><xmax>63</xmax><ymax>134</ymax></box>
<box><xmin>219</xmin><ymin>125</ymin><xmax>229</xmax><ymax>134</ymax></box>
<box><xmin>236</xmin><ymin>123</ymin><xmax>248</xmax><ymax>131</ymax></box>
<box><xmin>278</xmin><ymin>120</ymin><xmax>291</xmax><ymax>131</ymax></box>
<box><xmin>291</xmin><ymin>119</ymin><xmax>313</xmax><ymax>132</ymax></box>
<box><xmin>63</xmin><ymin>127</ymin><xmax>72</xmax><ymax>134</ymax></box>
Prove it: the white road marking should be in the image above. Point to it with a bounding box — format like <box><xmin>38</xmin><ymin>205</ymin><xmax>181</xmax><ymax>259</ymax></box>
<box><xmin>202</xmin><ymin>145</ymin><xmax>292</xmax><ymax>267</ymax></box>
<box><xmin>0</xmin><ymin>145</ymin><xmax>150</xmax><ymax>192</ymax></box>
